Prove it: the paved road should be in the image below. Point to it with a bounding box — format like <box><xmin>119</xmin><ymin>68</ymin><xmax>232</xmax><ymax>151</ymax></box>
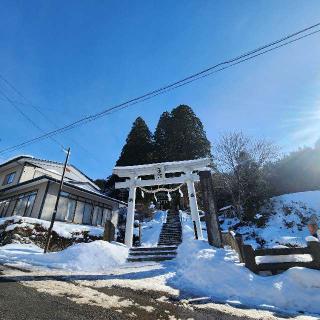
<box><xmin>0</xmin><ymin>266</ymin><xmax>280</xmax><ymax>320</ymax></box>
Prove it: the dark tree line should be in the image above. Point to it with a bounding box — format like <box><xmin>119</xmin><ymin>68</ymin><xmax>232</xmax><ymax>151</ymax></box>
<box><xmin>267</xmin><ymin>140</ymin><xmax>320</xmax><ymax>196</ymax></box>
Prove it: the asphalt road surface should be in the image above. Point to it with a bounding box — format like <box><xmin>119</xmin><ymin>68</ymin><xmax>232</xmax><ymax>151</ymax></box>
<box><xmin>0</xmin><ymin>266</ymin><xmax>286</xmax><ymax>320</ymax></box>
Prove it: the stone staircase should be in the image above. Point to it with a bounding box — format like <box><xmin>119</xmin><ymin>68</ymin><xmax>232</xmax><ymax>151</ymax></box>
<box><xmin>127</xmin><ymin>246</ymin><xmax>177</xmax><ymax>262</ymax></box>
<box><xmin>158</xmin><ymin>210</ymin><xmax>182</xmax><ymax>246</ymax></box>
<box><xmin>127</xmin><ymin>210</ymin><xmax>182</xmax><ymax>263</ymax></box>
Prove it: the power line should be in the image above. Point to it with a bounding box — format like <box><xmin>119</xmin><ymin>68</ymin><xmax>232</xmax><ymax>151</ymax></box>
<box><xmin>0</xmin><ymin>75</ymin><xmax>102</xmax><ymax>165</ymax></box>
<box><xmin>0</xmin><ymin>22</ymin><xmax>320</xmax><ymax>155</ymax></box>
<box><xmin>0</xmin><ymin>87</ymin><xmax>64</xmax><ymax>149</ymax></box>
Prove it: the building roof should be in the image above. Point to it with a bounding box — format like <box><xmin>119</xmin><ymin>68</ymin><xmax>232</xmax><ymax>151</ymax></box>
<box><xmin>0</xmin><ymin>174</ymin><xmax>127</xmax><ymax>205</ymax></box>
<box><xmin>0</xmin><ymin>155</ymin><xmax>126</xmax><ymax>205</ymax></box>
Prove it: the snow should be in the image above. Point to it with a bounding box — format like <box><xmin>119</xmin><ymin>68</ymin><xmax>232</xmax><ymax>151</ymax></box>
<box><xmin>0</xmin><ymin>216</ymin><xmax>104</xmax><ymax>238</ymax></box>
<box><xmin>1</xmin><ymin>208</ymin><xmax>320</xmax><ymax>316</ymax></box>
<box><xmin>140</xmin><ymin>211</ymin><xmax>166</xmax><ymax>247</ymax></box>
<box><xmin>256</xmin><ymin>254</ymin><xmax>312</xmax><ymax>264</ymax></box>
<box><xmin>306</xmin><ymin>236</ymin><xmax>319</xmax><ymax>242</ymax></box>
<box><xmin>171</xmin><ymin>217</ymin><xmax>320</xmax><ymax>315</ymax></box>
<box><xmin>220</xmin><ymin>190</ymin><xmax>320</xmax><ymax>248</ymax></box>
<box><xmin>219</xmin><ymin>205</ymin><xmax>233</xmax><ymax>211</ymax></box>
<box><xmin>0</xmin><ymin>241</ymin><xmax>128</xmax><ymax>272</ymax></box>
<box><xmin>0</xmin><ymin>154</ymin><xmax>34</xmax><ymax>165</ymax></box>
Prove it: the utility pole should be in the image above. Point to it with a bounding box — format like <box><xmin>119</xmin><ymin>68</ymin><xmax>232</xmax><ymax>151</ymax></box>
<box><xmin>44</xmin><ymin>147</ymin><xmax>70</xmax><ymax>253</ymax></box>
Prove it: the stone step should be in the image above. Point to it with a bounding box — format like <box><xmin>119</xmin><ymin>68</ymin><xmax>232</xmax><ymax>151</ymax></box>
<box><xmin>127</xmin><ymin>255</ymin><xmax>176</xmax><ymax>262</ymax></box>
<box><xmin>157</xmin><ymin>210</ymin><xmax>182</xmax><ymax>247</ymax></box>
<box><xmin>129</xmin><ymin>251</ymin><xmax>177</xmax><ymax>256</ymax></box>
<box><xmin>159</xmin><ymin>235</ymin><xmax>181</xmax><ymax>238</ymax></box>
<box><xmin>159</xmin><ymin>236</ymin><xmax>181</xmax><ymax>238</ymax></box>
<box><xmin>130</xmin><ymin>246</ymin><xmax>177</xmax><ymax>252</ymax></box>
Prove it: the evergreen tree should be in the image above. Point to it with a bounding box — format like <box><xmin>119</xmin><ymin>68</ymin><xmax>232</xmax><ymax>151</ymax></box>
<box><xmin>154</xmin><ymin>105</ymin><xmax>211</xmax><ymax>162</ymax></box>
<box><xmin>116</xmin><ymin>117</ymin><xmax>154</xmax><ymax>166</ymax></box>
<box><xmin>153</xmin><ymin>111</ymin><xmax>172</xmax><ymax>162</ymax></box>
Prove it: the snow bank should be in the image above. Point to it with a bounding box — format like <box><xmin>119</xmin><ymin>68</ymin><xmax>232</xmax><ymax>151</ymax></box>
<box><xmin>171</xmin><ymin>222</ymin><xmax>320</xmax><ymax>315</ymax></box>
<box><xmin>0</xmin><ymin>216</ymin><xmax>104</xmax><ymax>238</ymax></box>
<box><xmin>0</xmin><ymin>241</ymin><xmax>128</xmax><ymax>272</ymax></box>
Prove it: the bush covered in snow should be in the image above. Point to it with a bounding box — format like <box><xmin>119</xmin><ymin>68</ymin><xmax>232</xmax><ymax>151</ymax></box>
<box><xmin>0</xmin><ymin>216</ymin><xmax>104</xmax><ymax>252</ymax></box>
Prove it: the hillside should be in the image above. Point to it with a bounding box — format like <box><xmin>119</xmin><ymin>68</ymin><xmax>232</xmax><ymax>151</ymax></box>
<box><xmin>220</xmin><ymin>190</ymin><xmax>320</xmax><ymax>248</ymax></box>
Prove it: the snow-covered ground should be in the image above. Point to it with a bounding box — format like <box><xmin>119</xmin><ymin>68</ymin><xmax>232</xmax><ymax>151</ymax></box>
<box><xmin>0</xmin><ymin>241</ymin><xmax>128</xmax><ymax>271</ymax></box>
<box><xmin>172</xmin><ymin>220</ymin><xmax>320</xmax><ymax>316</ymax></box>
<box><xmin>139</xmin><ymin>210</ymin><xmax>166</xmax><ymax>246</ymax></box>
<box><xmin>220</xmin><ymin>190</ymin><xmax>320</xmax><ymax>248</ymax></box>
<box><xmin>1</xmin><ymin>208</ymin><xmax>320</xmax><ymax>317</ymax></box>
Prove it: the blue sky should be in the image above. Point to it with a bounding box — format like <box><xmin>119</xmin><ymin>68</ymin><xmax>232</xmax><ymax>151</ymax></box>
<box><xmin>0</xmin><ymin>0</ymin><xmax>320</xmax><ymax>179</ymax></box>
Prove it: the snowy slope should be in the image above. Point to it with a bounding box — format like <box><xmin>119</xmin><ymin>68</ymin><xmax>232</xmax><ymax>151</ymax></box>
<box><xmin>171</xmin><ymin>219</ymin><xmax>320</xmax><ymax>315</ymax></box>
<box><xmin>220</xmin><ymin>190</ymin><xmax>320</xmax><ymax>248</ymax></box>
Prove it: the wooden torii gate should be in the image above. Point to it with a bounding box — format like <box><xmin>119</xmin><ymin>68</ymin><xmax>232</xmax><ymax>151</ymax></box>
<box><xmin>113</xmin><ymin>158</ymin><xmax>211</xmax><ymax>247</ymax></box>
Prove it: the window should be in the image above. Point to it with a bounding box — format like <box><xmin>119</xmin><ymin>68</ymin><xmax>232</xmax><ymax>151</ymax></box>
<box><xmin>82</xmin><ymin>203</ymin><xmax>93</xmax><ymax>225</ymax></box>
<box><xmin>0</xmin><ymin>201</ymin><xmax>10</xmax><ymax>218</ymax></box>
<box><xmin>3</xmin><ymin>172</ymin><xmax>16</xmax><ymax>185</ymax></box>
<box><xmin>102</xmin><ymin>208</ymin><xmax>112</xmax><ymax>225</ymax></box>
<box><xmin>66</xmin><ymin>199</ymin><xmax>76</xmax><ymax>222</ymax></box>
<box><xmin>24</xmin><ymin>194</ymin><xmax>36</xmax><ymax>217</ymax></box>
<box><xmin>56</xmin><ymin>197</ymin><xmax>68</xmax><ymax>221</ymax></box>
<box><xmin>92</xmin><ymin>206</ymin><xmax>103</xmax><ymax>226</ymax></box>
<box><xmin>13</xmin><ymin>192</ymin><xmax>37</xmax><ymax>217</ymax></box>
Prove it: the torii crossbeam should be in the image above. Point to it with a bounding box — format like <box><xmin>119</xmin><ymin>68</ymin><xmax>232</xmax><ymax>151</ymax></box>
<box><xmin>113</xmin><ymin>158</ymin><xmax>211</xmax><ymax>247</ymax></box>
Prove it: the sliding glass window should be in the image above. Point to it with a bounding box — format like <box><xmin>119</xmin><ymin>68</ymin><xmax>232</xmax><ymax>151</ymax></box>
<box><xmin>82</xmin><ymin>203</ymin><xmax>93</xmax><ymax>225</ymax></box>
<box><xmin>13</xmin><ymin>192</ymin><xmax>37</xmax><ymax>217</ymax></box>
<box><xmin>0</xmin><ymin>200</ymin><xmax>10</xmax><ymax>218</ymax></box>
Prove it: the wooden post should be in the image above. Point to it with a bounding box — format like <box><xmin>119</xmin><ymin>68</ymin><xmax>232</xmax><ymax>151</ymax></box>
<box><xmin>242</xmin><ymin>244</ymin><xmax>258</xmax><ymax>273</ymax></box>
<box><xmin>199</xmin><ymin>171</ymin><xmax>222</xmax><ymax>247</ymax></box>
<box><xmin>138</xmin><ymin>222</ymin><xmax>142</xmax><ymax>245</ymax></box>
<box><xmin>235</xmin><ymin>234</ymin><xmax>245</xmax><ymax>263</ymax></box>
<box><xmin>308</xmin><ymin>240</ymin><xmax>320</xmax><ymax>269</ymax></box>
<box><xmin>193</xmin><ymin>221</ymin><xmax>198</xmax><ymax>240</ymax></box>
<box><xmin>103</xmin><ymin>220</ymin><xmax>115</xmax><ymax>242</ymax></box>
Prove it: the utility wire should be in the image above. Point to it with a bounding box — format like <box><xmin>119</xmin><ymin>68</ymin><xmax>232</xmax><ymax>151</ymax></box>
<box><xmin>0</xmin><ymin>75</ymin><xmax>102</xmax><ymax>164</ymax></box>
<box><xmin>0</xmin><ymin>87</ymin><xmax>64</xmax><ymax>149</ymax></box>
<box><xmin>0</xmin><ymin>22</ymin><xmax>320</xmax><ymax>155</ymax></box>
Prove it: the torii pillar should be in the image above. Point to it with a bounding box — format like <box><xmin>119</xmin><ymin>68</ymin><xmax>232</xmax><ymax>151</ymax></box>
<box><xmin>186</xmin><ymin>174</ymin><xmax>203</xmax><ymax>240</ymax></box>
<box><xmin>125</xmin><ymin>183</ymin><xmax>136</xmax><ymax>247</ymax></box>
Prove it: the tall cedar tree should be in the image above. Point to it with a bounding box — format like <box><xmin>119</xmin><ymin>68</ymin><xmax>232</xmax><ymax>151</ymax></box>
<box><xmin>154</xmin><ymin>105</ymin><xmax>211</xmax><ymax>162</ymax></box>
<box><xmin>116</xmin><ymin>117</ymin><xmax>154</xmax><ymax>166</ymax></box>
<box><xmin>153</xmin><ymin>111</ymin><xmax>172</xmax><ymax>162</ymax></box>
